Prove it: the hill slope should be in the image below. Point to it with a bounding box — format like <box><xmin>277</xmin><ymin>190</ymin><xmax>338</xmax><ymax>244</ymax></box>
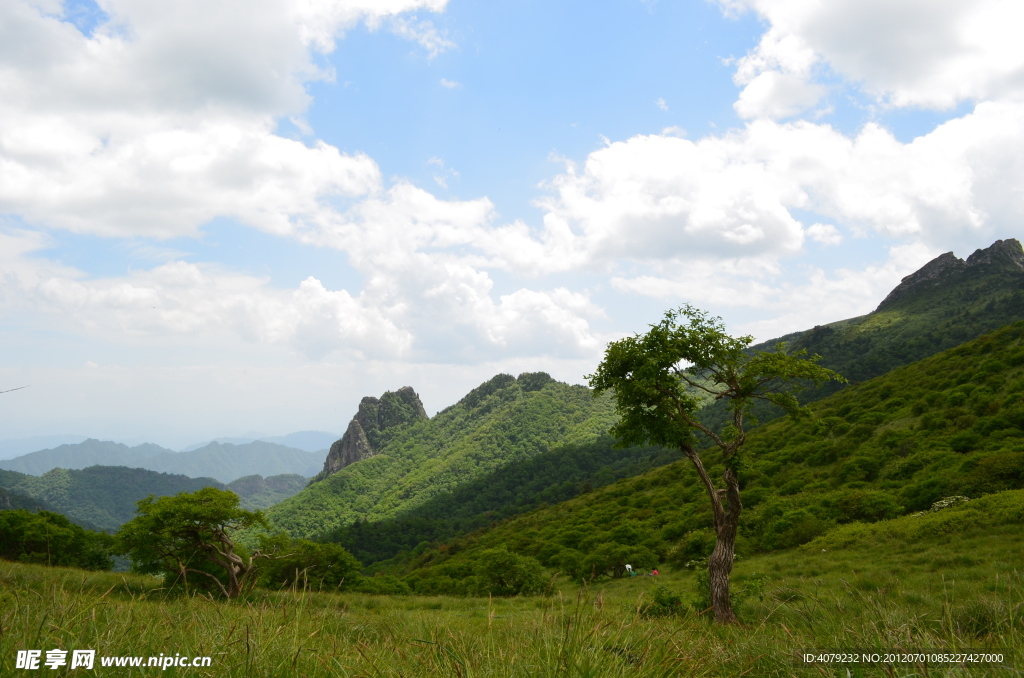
<box><xmin>388</xmin><ymin>320</ymin><xmax>1024</xmax><ymax>593</ymax></box>
<box><xmin>265</xmin><ymin>373</ymin><xmax>618</xmax><ymax>538</ymax></box>
<box><xmin>0</xmin><ymin>439</ymin><xmax>321</xmax><ymax>483</ymax></box>
<box><xmin>700</xmin><ymin>237</ymin><xmax>1024</xmax><ymax>431</ymax></box>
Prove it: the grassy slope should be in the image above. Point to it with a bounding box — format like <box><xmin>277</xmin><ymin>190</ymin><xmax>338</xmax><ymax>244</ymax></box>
<box><xmin>265</xmin><ymin>374</ymin><xmax>619</xmax><ymax>539</ymax></box>
<box><xmin>2</xmin><ymin>494</ymin><xmax>1021</xmax><ymax>676</ymax></box>
<box><xmin>390</xmin><ymin>320</ymin><xmax>1024</xmax><ymax>590</ymax></box>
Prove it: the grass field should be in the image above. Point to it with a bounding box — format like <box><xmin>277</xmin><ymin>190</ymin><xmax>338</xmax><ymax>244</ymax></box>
<box><xmin>3</xmin><ymin>506</ymin><xmax>1021</xmax><ymax>677</ymax></box>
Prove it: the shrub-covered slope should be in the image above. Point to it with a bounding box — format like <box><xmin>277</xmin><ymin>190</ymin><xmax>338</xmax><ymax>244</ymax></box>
<box><xmin>323</xmin><ymin>437</ymin><xmax>676</xmax><ymax>565</ymax></box>
<box><xmin>388</xmin><ymin>320</ymin><xmax>1024</xmax><ymax>593</ymax></box>
<box><xmin>700</xmin><ymin>238</ymin><xmax>1024</xmax><ymax>432</ymax></box>
<box><xmin>265</xmin><ymin>373</ymin><xmax>618</xmax><ymax>539</ymax></box>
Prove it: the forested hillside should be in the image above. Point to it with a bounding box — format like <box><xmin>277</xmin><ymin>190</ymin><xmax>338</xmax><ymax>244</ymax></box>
<box><xmin>265</xmin><ymin>372</ymin><xmax>618</xmax><ymax>538</ymax></box>
<box><xmin>701</xmin><ymin>237</ymin><xmax>1024</xmax><ymax>432</ymax></box>
<box><xmin>0</xmin><ymin>466</ymin><xmax>221</xmax><ymax>531</ymax></box>
<box><xmin>384</xmin><ymin>320</ymin><xmax>1024</xmax><ymax>594</ymax></box>
<box><xmin>0</xmin><ymin>467</ymin><xmax>307</xmax><ymax>530</ymax></box>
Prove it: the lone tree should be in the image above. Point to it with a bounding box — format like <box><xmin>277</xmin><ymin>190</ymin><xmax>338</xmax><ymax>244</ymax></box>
<box><xmin>588</xmin><ymin>306</ymin><xmax>843</xmax><ymax>623</ymax></box>
<box><xmin>116</xmin><ymin>487</ymin><xmax>270</xmax><ymax>599</ymax></box>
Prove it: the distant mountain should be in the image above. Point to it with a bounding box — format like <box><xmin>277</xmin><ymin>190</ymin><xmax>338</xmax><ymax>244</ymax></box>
<box><xmin>700</xmin><ymin>237</ymin><xmax>1024</xmax><ymax>431</ymax></box>
<box><xmin>0</xmin><ymin>435</ymin><xmax>88</xmax><ymax>460</ymax></box>
<box><xmin>0</xmin><ymin>439</ymin><xmax>322</xmax><ymax>483</ymax></box>
<box><xmin>264</xmin><ymin>372</ymin><xmax>619</xmax><ymax>539</ymax></box>
<box><xmin>225</xmin><ymin>474</ymin><xmax>308</xmax><ymax>511</ymax></box>
<box><xmin>0</xmin><ymin>440</ymin><xmax>174</xmax><ymax>476</ymax></box>
<box><xmin>0</xmin><ymin>466</ymin><xmax>309</xmax><ymax>530</ymax></box>
<box><xmin>180</xmin><ymin>431</ymin><xmax>337</xmax><ymax>453</ymax></box>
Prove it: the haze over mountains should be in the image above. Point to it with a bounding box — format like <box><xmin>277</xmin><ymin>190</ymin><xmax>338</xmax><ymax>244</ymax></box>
<box><xmin>0</xmin><ymin>439</ymin><xmax>323</xmax><ymax>483</ymax></box>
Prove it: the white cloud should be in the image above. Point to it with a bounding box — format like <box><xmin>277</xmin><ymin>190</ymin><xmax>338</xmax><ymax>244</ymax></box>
<box><xmin>806</xmin><ymin>223</ymin><xmax>842</xmax><ymax>246</ymax></box>
<box><xmin>723</xmin><ymin>0</ymin><xmax>1024</xmax><ymax>113</ymax></box>
<box><xmin>655</xmin><ymin>97</ymin><xmax>668</xmax><ymax>111</ymax></box>
<box><xmin>440</xmin><ymin>78</ymin><xmax>461</xmax><ymax>89</ymax></box>
<box><xmin>388</xmin><ymin>16</ymin><xmax>455</xmax><ymax>58</ymax></box>
<box><xmin>524</xmin><ymin>102</ymin><xmax>1024</xmax><ymax>273</ymax></box>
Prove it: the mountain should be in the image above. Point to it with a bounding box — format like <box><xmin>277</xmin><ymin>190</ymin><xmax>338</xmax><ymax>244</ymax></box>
<box><xmin>0</xmin><ymin>440</ymin><xmax>173</xmax><ymax>476</ymax></box>
<box><xmin>180</xmin><ymin>431</ymin><xmax>337</xmax><ymax>453</ymax></box>
<box><xmin>313</xmin><ymin>386</ymin><xmax>428</xmax><ymax>482</ymax></box>
<box><xmin>0</xmin><ymin>466</ymin><xmax>220</xmax><ymax>531</ymax></box>
<box><xmin>141</xmin><ymin>441</ymin><xmax>322</xmax><ymax>482</ymax></box>
<box><xmin>264</xmin><ymin>372</ymin><xmax>619</xmax><ymax>539</ymax></box>
<box><xmin>225</xmin><ymin>474</ymin><xmax>307</xmax><ymax>511</ymax></box>
<box><xmin>700</xmin><ymin>237</ymin><xmax>1024</xmax><ymax>431</ymax></box>
<box><xmin>385</xmin><ymin>319</ymin><xmax>1024</xmax><ymax>593</ymax></box>
<box><xmin>0</xmin><ymin>435</ymin><xmax>88</xmax><ymax>460</ymax></box>
<box><xmin>0</xmin><ymin>466</ymin><xmax>309</xmax><ymax>530</ymax></box>
<box><xmin>0</xmin><ymin>439</ymin><xmax>322</xmax><ymax>483</ymax></box>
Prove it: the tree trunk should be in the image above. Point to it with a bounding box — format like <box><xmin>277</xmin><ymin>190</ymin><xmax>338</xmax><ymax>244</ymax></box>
<box><xmin>708</xmin><ymin>515</ymin><xmax>738</xmax><ymax>624</ymax></box>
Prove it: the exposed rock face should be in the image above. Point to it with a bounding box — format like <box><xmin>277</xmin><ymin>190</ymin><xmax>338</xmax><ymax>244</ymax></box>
<box><xmin>314</xmin><ymin>386</ymin><xmax>428</xmax><ymax>482</ymax></box>
<box><xmin>875</xmin><ymin>238</ymin><xmax>1023</xmax><ymax>312</ymax></box>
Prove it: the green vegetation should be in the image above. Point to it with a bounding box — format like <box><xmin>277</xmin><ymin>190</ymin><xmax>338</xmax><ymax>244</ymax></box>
<box><xmin>116</xmin><ymin>488</ymin><xmax>270</xmax><ymax>599</ymax></box>
<box><xmin>0</xmin><ymin>510</ymin><xmax>113</xmax><ymax>570</ymax></box>
<box><xmin>701</xmin><ymin>241</ymin><xmax>1024</xmax><ymax>431</ymax></box>
<box><xmin>0</xmin><ymin>466</ymin><xmax>220</xmax><ymax>531</ymax></box>
<box><xmin>2</xmin><ymin>492</ymin><xmax>1021</xmax><ymax>676</ymax></box>
<box><xmin>588</xmin><ymin>305</ymin><xmax>843</xmax><ymax>623</ymax></box>
<box><xmin>387</xmin><ymin>320</ymin><xmax>1024</xmax><ymax>594</ymax></box>
<box><xmin>225</xmin><ymin>474</ymin><xmax>307</xmax><ymax>511</ymax></box>
<box><xmin>325</xmin><ymin>437</ymin><xmax>674</xmax><ymax>565</ymax></box>
<box><xmin>265</xmin><ymin>373</ymin><xmax>619</xmax><ymax>538</ymax></box>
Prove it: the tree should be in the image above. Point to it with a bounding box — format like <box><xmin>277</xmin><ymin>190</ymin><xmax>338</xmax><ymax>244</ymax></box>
<box><xmin>476</xmin><ymin>546</ymin><xmax>545</xmax><ymax>596</ymax></box>
<box><xmin>116</xmin><ymin>487</ymin><xmax>269</xmax><ymax>599</ymax></box>
<box><xmin>255</xmin><ymin>533</ymin><xmax>362</xmax><ymax>591</ymax></box>
<box><xmin>0</xmin><ymin>510</ymin><xmax>113</xmax><ymax>570</ymax></box>
<box><xmin>588</xmin><ymin>306</ymin><xmax>843</xmax><ymax>623</ymax></box>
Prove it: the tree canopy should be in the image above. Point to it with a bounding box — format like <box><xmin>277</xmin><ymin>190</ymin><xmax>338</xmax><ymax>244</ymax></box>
<box><xmin>588</xmin><ymin>306</ymin><xmax>844</xmax><ymax>623</ymax></box>
<box><xmin>116</xmin><ymin>487</ymin><xmax>268</xmax><ymax>598</ymax></box>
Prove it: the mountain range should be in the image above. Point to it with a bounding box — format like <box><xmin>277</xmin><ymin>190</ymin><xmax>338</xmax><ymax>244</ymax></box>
<box><xmin>0</xmin><ymin>439</ymin><xmax>323</xmax><ymax>483</ymax></box>
<box><xmin>266</xmin><ymin>238</ymin><xmax>1024</xmax><ymax>571</ymax></box>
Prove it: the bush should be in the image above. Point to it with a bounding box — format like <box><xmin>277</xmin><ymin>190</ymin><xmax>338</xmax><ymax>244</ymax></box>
<box><xmin>256</xmin><ymin>534</ymin><xmax>362</xmax><ymax>591</ymax></box>
<box><xmin>642</xmin><ymin>584</ymin><xmax>685</xmax><ymax>617</ymax></box>
<box><xmin>476</xmin><ymin>546</ymin><xmax>545</xmax><ymax>596</ymax></box>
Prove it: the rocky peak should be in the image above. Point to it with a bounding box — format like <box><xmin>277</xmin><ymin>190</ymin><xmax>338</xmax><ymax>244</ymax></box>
<box><xmin>875</xmin><ymin>238</ymin><xmax>1023</xmax><ymax>312</ymax></box>
<box><xmin>313</xmin><ymin>386</ymin><xmax>428</xmax><ymax>482</ymax></box>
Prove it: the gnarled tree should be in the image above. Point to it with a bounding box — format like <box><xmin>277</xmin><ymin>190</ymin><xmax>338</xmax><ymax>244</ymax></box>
<box><xmin>116</xmin><ymin>487</ymin><xmax>269</xmax><ymax>599</ymax></box>
<box><xmin>588</xmin><ymin>306</ymin><xmax>843</xmax><ymax>623</ymax></box>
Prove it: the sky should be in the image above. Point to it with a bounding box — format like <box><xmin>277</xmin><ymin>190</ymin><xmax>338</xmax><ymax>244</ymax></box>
<box><xmin>2</xmin><ymin>0</ymin><xmax>1023</xmax><ymax>448</ymax></box>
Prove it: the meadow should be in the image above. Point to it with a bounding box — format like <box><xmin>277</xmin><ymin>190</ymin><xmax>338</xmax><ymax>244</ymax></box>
<box><xmin>4</xmin><ymin>502</ymin><xmax>1021</xmax><ymax>677</ymax></box>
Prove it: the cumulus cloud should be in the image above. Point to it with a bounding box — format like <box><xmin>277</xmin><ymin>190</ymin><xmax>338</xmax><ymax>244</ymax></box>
<box><xmin>524</xmin><ymin>102</ymin><xmax>1024</xmax><ymax>273</ymax></box>
<box><xmin>723</xmin><ymin>0</ymin><xmax>1024</xmax><ymax>115</ymax></box>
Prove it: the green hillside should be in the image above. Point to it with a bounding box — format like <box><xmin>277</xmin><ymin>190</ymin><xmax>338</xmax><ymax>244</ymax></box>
<box><xmin>701</xmin><ymin>237</ymin><xmax>1024</xmax><ymax>432</ymax></box>
<box><xmin>225</xmin><ymin>473</ymin><xmax>307</xmax><ymax>510</ymax></box>
<box><xmin>324</xmin><ymin>437</ymin><xmax>675</xmax><ymax>565</ymax></box>
<box><xmin>385</xmin><ymin>320</ymin><xmax>1024</xmax><ymax>593</ymax></box>
<box><xmin>265</xmin><ymin>373</ymin><xmax>619</xmax><ymax>538</ymax></box>
<box><xmin>0</xmin><ymin>466</ymin><xmax>221</xmax><ymax>531</ymax></box>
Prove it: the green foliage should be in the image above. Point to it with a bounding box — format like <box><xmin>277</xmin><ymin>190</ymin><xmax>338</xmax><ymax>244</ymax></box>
<box><xmin>324</xmin><ymin>437</ymin><xmax>674</xmax><ymax>565</ymax></box>
<box><xmin>700</xmin><ymin>252</ymin><xmax>1024</xmax><ymax>432</ymax></box>
<box><xmin>255</xmin><ymin>533</ymin><xmax>361</xmax><ymax>591</ymax></box>
<box><xmin>476</xmin><ymin>546</ymin><xmax>545</xmax><ymax>597</ymax></box>
<box><xmin>0</xmin><ymin>510</ymin><xmax>113</xmax><ymax>570</ymax></box>
<box><xmin>0</xmin><ymin>465</ymin><xmax>222</xmax><ymax>531</ymax></box>
<box><xmin>266</xmin><ymin>373</ymin><xmax>619</xmax><ymax>539</ymax></box>
<box><xmin>387</xmin><ymin>321</ymin><xmax>1024</xmax><ymax>592</ymax></box>
<box><xmin>116</xmin><ymin>487</ymin><xmax>268</xmax><ymax>598</ymax></box>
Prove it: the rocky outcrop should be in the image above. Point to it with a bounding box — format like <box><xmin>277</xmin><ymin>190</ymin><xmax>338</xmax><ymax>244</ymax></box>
<box><xmin>314</xmin><ymin>386</ymin><xmax>428</xmax><ymax>482</ymax></box>
<box><xmin>875</xmin><ymin>238</ymin><xmax>1023</xmax><ymax>312</ymax></box>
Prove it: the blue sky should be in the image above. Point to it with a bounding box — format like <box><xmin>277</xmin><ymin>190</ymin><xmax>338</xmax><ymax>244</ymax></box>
<box><xmin>1</xmin><ymin>0</ymin><xmax>1022</xmax><ymax>448</ymax></box>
